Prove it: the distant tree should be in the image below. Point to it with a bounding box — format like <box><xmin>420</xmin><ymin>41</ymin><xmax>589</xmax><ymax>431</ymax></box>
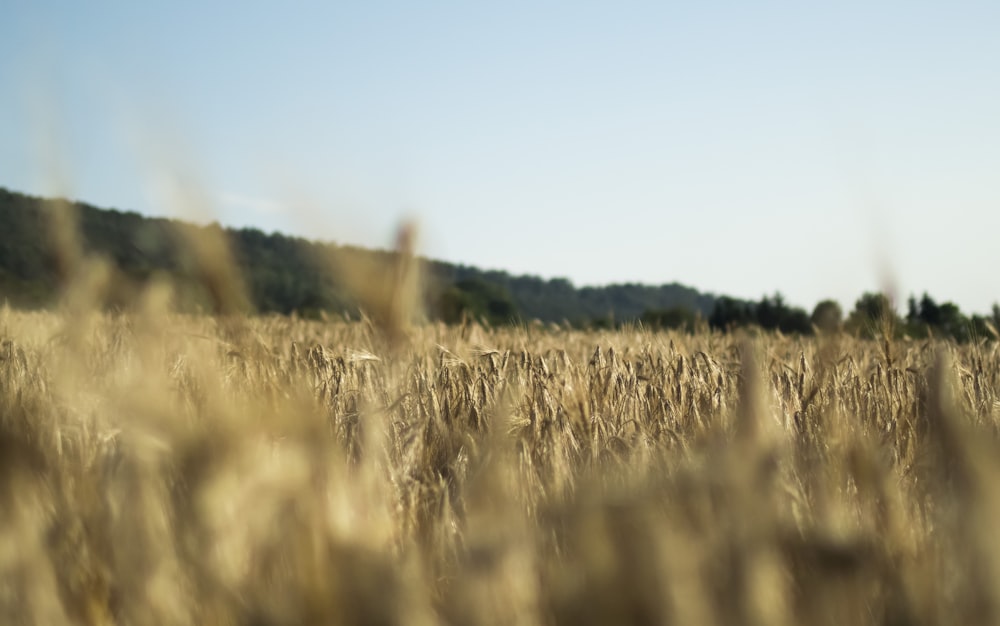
<box><xmin>756</xmin><ymin>294</ymin><xmax>782</xmax><ymax>330</ymax></box>
<box><xmin>937</xmin><ymin>301</ymin><xmax>969</xmax><ymax>341</ymax></box>
<box><xmin>435</xmin><ymin>278</ymin><xmax>519</xmax><ymax>325</ymax></box>
<box><xmin>777</xmin><ymin>307</ymin><xmax>813</xmax><ymax>335</ymax></box>
<box><xmin>903</xmin><ymin>292</ymin><xmax>974</xmax><ymax>342</ymax></box>
<box><xmin>855</xmin><ymin>292</ymin><xmax>893</xmax><ymax>320</ymax></box>
<box><xmin>906</xmin><ymin>296</ymin><xmax>918</xmax><ymax>324</ymax></box>
<box><xmin>811</xmin><ymin>300</ymin><xmax>843</xmax><ymax>333</ymax></box>
<box><xmin>967</xmin><ymin>303</ymin><xmax>1000</xmax><ymax>342</ymax></box>
<box><xmin>588</xmin><ymin>313</ymin><xmax>616</xmax><ymax>330</ymax></box>
<box><xmin>748</xmin><ymin>292</ymin><xmax>810</xmax><ymax>334</ymax></box>
<box><xmin>846</xmin><ymin>292</ymin><xmax>899</xmax><ymax>338</ymax></box>
<box><xmin>705</xmin><ymin>292</ymin><xmax>811</xmax><ymax>335</ymax></box>
<box><xmin>709</xmin><ymin>297</ymin><xmax>755</xmax><ymax>330</ymax></box>
<box><xmin>641</xmin><ymin>306</ymin><xmax>698</xmax><ymax>332</ymax></box>
<box><xmin>970</xmin><ymin>309</ymin><xmax>1000</xmax><ymax>342</ymax></box>
<box><xmin>917</xmin><ymin>293</ymin><xmax>943</xmax><ymax>327</ymax></box>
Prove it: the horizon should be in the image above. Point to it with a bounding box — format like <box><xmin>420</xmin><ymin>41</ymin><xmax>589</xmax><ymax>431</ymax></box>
<box><xmin>2</xmin><ymin>2</ymin><xmax>997</xmax><ymax>314</ymax></box>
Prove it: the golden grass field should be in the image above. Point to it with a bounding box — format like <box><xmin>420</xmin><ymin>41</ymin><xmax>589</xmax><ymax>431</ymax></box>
<box><xmin>1</xmin><ymin>209</ymin><xmax>999</xmax><ymax>625</ymax></box>
<box><xmin>2</xmin><ymin>302</ymin><xmax>1000</xmax><ymax>625</ymax></box>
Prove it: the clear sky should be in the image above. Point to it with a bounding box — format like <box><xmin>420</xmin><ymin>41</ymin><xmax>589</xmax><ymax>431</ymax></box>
<box><xmin>2</xmin><ymin>1</ymin><xmax>998</xmax><ymax>314</ymax></box>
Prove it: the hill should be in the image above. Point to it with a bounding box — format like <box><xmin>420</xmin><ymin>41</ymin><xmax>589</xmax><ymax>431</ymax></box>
<box><xmin>0</xmin><ymin>186</ymin><xmax>721</xmax><ymax>323</ymax></box>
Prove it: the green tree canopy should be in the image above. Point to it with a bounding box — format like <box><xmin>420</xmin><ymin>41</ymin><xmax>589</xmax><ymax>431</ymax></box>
<box><xmin>435</xmin><ymin>278</ymin><xmax>520</xmax><ymax>325</ymax></box>
<box><xmin>845</xmin><ymin>292</ymin><xmax>900</xmax><ymax>338</ymax></box>
<box><xmin>641</xmin><ymin>306</ymin><xmax>699</xmax><ymax>332</ymax></box>
<box><xmin>811</xmin><ymin>299</ymin><xmax>843</xmax><ymax>333</ymax></box>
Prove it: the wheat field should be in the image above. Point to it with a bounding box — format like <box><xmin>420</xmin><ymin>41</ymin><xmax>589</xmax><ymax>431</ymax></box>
<box><xmin>0</xmin><ymin>201</ymin><xmax>998</xmax><ymax>625</ymax></box>
<box><xmin>1</xmin><ymin>289</ymin><xmax>1000</xmax><ymax>625</ymax></box>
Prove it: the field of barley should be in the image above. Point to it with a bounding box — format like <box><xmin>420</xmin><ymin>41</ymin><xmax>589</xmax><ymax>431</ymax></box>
<box><xmin>2</xmin><ymin>291</ymin><xmax>1000</xmax><ymax>625</ymax></box>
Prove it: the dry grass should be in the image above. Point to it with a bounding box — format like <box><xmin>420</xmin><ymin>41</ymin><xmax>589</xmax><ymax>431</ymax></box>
<box><xmin>2</xmin><ymin>295</ymin><xmax>1000</xmax><ymax>624</ymax></box>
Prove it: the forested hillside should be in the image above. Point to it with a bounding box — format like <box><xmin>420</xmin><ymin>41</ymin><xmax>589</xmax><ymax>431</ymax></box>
<box><xmin>0</xmin><ymin>187</ymin><xmax>722</xmax><ymax>324</ymax></box>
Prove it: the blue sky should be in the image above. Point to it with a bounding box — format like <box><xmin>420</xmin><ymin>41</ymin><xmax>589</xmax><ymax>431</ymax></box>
<box><xmin>2</xmin><ymin>1</ymin><xmax>998</xmax><ymax>314</ymax></box>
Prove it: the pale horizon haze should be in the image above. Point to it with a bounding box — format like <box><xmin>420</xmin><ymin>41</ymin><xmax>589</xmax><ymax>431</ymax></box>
<box><xmin>2</xmin><ymin>2</ymin><xmax>998</xmax><ymax>314</ymax></box>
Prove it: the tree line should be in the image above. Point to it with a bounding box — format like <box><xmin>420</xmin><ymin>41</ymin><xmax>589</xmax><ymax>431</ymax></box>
<box><xmin>640</xmin><ymin>291</ymin><xmax>1000</xmax><ymax>343</ymax></box>
<box><xmin>1</xmin><ymin>186</ymin><xmax>995</xmax><ymax>340</ymax></box>
<box><xmin>0</xmin><ymin>187</ymin><xmax>719</xmax><ymax>323</ymax></box>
